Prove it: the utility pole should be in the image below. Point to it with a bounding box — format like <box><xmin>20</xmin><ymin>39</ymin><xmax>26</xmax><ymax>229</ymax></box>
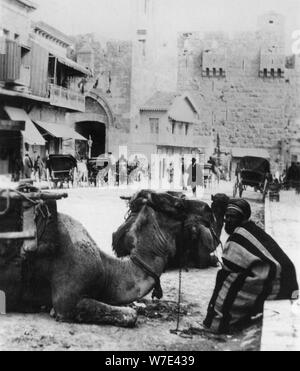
<box><xmin>88</xmin><ymin>135</ymin><xmax>93</xmax><ymax>159</ymax></box>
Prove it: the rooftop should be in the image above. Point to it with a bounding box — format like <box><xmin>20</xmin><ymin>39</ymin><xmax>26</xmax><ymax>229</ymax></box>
<box><xmin>15</xmin><ymin>0</ymin><xmax>37</xmax><ymax>10</ymax></box>
<box><xmin>140</xmin><ymin>91</ymin><xmax>178</xmax><ymax>111</ymax></box>
<box><xmin>231</xmin><ymin>147</ymin><xmax>270</xmax><ymax>159</ymax></box>
<box><xmin>33</xmin><ymin>21</ymin><xmax>74</xmax><ymax>47</ymax></box>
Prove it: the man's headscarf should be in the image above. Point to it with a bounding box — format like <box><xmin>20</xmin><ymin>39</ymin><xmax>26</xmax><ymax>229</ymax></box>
<box><xmin>227</xmin><ymin>199</ymin><xmax>251</xmax><ymax>220</ymax></box>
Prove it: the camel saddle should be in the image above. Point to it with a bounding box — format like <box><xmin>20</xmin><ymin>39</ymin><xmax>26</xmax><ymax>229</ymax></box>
<box><xmin>0</xmin><ymin>184</ymin><xmax>68</xmax><ymax>256</ymax></box>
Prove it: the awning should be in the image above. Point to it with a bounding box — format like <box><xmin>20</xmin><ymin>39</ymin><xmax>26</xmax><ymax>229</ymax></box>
<box><xmin>34</xmin><ymin>121</ymin><xmax>87</xmax><ymax>141</ymax></box>
<box><xmin>231</xmin><ymin>147</ymin><xmax>270</xmax><ymax>159</ymax></box>
<box><xmin>4</xmin><ymin>106</ymin><xmax>46</xmax><ymax>146</ymax></box>
<box><xmin>52</xmin><ymin>55</ymin><xmax>92</xmax><ymax>76</ymax></box>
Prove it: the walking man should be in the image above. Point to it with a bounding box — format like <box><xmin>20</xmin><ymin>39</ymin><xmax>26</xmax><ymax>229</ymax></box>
<box><xmin>23</xmin><ymin>153</ymin><xmax>33</xmax><ymax>179</ymax></box>
<box><xmin>187</xmin><ymin>158</ymin><xmax>203</xmax><ymax>197</ymax></box>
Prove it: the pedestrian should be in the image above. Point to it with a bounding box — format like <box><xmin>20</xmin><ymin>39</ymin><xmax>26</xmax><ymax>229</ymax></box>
<box><xmin>187</xmin><ymin>158</ymin><xmax>203</xmax><ymax>197</ymax></box>
<box><xmin>23</xmin><ymin>152</ymin><xmax>33</xmax><ymax>179</ymax></box>
<box><xmin>181</xmin><ymin>157</ymin><xmax>187</xmax><ymax>191</ymax></box>
<box><xmin>78</xmin><ymin>158</ymin><xmax>88</xmax><ymax>186</ymax></box>
<box><xmin>208</xmin><ymin>156</ymin><xmax>217</xmax><ymax>173</ymax></box>
<box><xmin>34</xmin><ymin>155</ymin><xmax>45</xmax><ymax>182</ymax></box>
<box><xmin>203</xmin><ymin>198</ymin><xmax>299</xmax><ymax>334</ymax></box>
<box><xmin>12</xmin><ymin>154</ymin><xmax>23</xmax><ymax>182</ymax></box>
<box><xmin>167</xmin><ymin>162</ymin><xmax>174</xmax><ymax>186</ymax></box>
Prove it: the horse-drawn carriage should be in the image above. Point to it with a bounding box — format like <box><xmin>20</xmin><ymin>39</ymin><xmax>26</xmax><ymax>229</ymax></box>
<box><xmin>233</xmin><ymin>156</ymin><xmax>271</xmax><ymax>201</ymax></box>
<box><xmin>47</xmin><ymin>155</ymin><xmax>77</xmax><ymax>189</ymax></box>
<box><xmin>87</xmin><ymin>156</ymin><xmax>109</xmax><ymax>187</ymax></box>
<box><xmin>286</xmin><ymin>163</ymin><xmax>300</xmax><ymax>194</ymax></box>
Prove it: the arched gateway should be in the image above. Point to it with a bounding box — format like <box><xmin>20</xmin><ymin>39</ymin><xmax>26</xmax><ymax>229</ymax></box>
<box><xmin>69</xmin><ymin>91</ymin><xmax>114</xmax><ymax>158</ymax></box>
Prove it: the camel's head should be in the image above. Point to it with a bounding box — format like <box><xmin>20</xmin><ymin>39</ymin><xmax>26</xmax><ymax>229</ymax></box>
<box><xmin>183</xmin><ymin>214</ymin><xmax>211</xmax><ymax>242</ymax></box>
<box><xmin>211</xmin><ymin>193</ymin><xmax>230</xmax><ymax>220</ymax></box>
<box><xmin>128</xmin><ymin>191</ymin><xmax>188</xmax><ymax>260</ymax></box>
<box><xmin>181</xmin><ymin>211</ymin><xmax>217</xmax><ymax>269</ymax></box>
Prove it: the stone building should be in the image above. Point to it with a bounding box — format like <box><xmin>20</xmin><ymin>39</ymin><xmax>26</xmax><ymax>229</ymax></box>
<box><xmin>74</xmin><ymin>35</ymin><xmax>132</xmax><ymax>158</ymax></box>
<box><xmin>177</xmin><ymin>11</ymin><xmax>300</xmax><ymax>171</ymax></box>
<box><xmin>75</xmin><ymin>1</ymin><xmax>300</xmax><ymax>173</ymax></box>
<box><xmin>0</xmin><ymin>0</ymin><xmax>119</xmax><ymax>182</ymax></box>
<box><xmin>132</xmin><ymin>91</ymin><xmax>212</xmax><ymax>157</ymax></box>
<box><xmin>0</xmin><ymin>0</ymin><xmax>46</xmax><ymax>178</ymax></box>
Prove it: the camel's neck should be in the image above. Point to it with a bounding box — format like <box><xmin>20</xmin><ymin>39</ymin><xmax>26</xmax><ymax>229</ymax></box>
<box><xmin>100</xmin><ymin>221</ymin><xmax>171</xmax><ymax>306</ymax></box>
<box><xmin>100</xmin><ymin>252</ymin><xmax>166</xmax><ymax>306</ymax></box>
<box><xmin>213</xmin><ymin>208</ymin><xmax>226</xmax><ymax>238</ymax></box>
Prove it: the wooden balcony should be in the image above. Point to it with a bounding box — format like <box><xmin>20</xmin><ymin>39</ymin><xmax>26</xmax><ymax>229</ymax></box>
<box><xmin>49</xmin><ymin>84</ymin><xmax>85</xmax><ymax>112</ymax></box>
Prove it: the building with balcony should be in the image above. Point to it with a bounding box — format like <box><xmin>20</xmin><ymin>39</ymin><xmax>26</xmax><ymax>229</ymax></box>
<box><xmin>0</xmin><ymin>0</ymin><xmax>114</xmax><ymax>180</ymax></box>
<box><xmin>31</xmin><ymin>21</ymin><xmax>91</xmax><ymax>112</ymax></box>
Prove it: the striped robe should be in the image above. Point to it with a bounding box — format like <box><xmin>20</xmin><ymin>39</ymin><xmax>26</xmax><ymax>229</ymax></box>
<box><xmin>204</xmin><ymin>221</ymin><xmax>299</xmax><ymax>334</ymax></box>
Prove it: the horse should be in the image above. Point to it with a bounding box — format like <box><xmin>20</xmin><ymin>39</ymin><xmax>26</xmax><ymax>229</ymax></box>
<box><xmin>0</xmin><ymin>191</ymin><xmax>189</xmax><ymax>327</ymax></box>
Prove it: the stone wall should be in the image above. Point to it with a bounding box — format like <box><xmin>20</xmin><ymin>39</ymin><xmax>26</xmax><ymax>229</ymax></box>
<box><xmin>75</xmin><ymin>35</ymin><xmax>132</xmax><ymax>155</ymax></box>
<box><xmin>73</xmin><ymin>11</ymin><xmax>300</xmax><ymax>169</ymax></box>
<box><xmin>177</xmin><ymin>29</ymin><xmax>300</xmax><ymax>170</ymax></box>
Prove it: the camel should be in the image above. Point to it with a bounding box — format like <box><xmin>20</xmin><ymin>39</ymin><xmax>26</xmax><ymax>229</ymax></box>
<box><xmin>113</xmin><ymin>192</ymin><xmax>230</xmax><ymax>270</ymax></box>
<box><xmin>210</xmin><ymin>193</ymin><xmax>230</xmax><ymax>239</ymax></box>
<box><xmin>0</xmin><ymin>191</ymin><xmax>189</xmax><ymax>327</ymax></box>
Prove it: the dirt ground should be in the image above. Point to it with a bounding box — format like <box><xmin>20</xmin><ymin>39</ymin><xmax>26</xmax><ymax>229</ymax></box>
<box><xmin>0</xmin><ymin>186</ymin><xmax>265</xmax><ymax>351</ymax></box>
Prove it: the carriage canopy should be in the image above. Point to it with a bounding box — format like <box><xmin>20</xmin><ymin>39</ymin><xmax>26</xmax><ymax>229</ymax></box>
<box><xmin>238</xmin><ymin>156</ymin><xmax>271</xmax><ymax>175</ymax></box>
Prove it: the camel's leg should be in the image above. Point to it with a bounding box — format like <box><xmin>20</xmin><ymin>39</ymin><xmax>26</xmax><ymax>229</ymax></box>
<box><xmin>75</xmin><ymin>299</ymin><xmax>138</xmax><ymax>328</ymax></box>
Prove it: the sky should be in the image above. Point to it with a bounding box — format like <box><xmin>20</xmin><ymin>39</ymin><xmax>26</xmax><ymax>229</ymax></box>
<box><xmin>32</xmin><ymin>0</ymin><xmax>300</xmax><ymax>48</ymax></box>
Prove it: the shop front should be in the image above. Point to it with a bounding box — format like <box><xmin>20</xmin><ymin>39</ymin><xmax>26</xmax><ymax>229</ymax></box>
<box><xmin>0</xmin><ymin>119</ymin><xmax>25</xmax><ymax>182</ymax></box>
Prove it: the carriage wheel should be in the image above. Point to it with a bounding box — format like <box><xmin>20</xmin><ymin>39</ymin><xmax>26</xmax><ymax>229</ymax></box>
<box><xmin>262</xmin><ymin>179</ymin><xmax>269</xmax><ymax>202</ymax></box>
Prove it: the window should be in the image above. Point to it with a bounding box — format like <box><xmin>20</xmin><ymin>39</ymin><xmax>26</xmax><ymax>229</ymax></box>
<box><xmin>278</xmin><ymin>68</ymin><xmax>282</xmax><ymax>78</ymax></box>
<box><xmin>3</xmin><ymin>29</ymin><xmax>9</xmax><ymax>38</ymax></box>
<box><xmin>263</xmin><ymin>68</ymin><xmax>268</xmax><ymax>77</ymax></box>
<box><xmin>206</xmin><ymin>68</ymin><xmax>210</xmax><ymax>77</ymax></box>
<box><xmin>139</xmin><ymin>39</ymin><xmax>146</xmax><ymax>57</ymax></box>
<box><xmin>271</xmin><ymin>68</ymin><xmax>275</xmax><ymax>77</ymax></box>
<box><xmin>185</xmin><ymin>124</ymin><xmax>189</xmax><ymax>136</ymax></box>
<box><xmin>14</xmin><ymin>34</ymin><xmax>19</xmax><ymax>41</ymax></box>
<box><xmin>171</xmin><ymin>122</ymin><xmax>176</xmax><ymax>134</ymax></box>
<box><xmin>149</xmin><ymin>118</ymin><xmax>159</xmax><ymax>134</ymax></box>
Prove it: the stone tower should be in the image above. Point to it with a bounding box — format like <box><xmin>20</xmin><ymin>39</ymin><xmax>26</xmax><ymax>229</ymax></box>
<box><xmin>77</xmin><ymin>42</ymin><xmax>95</xmax><ymax>74</ymax></box>
<box><xmin>130</xmin><ymin>0</ymin><xmax>178</xmax><ymax>145</ymax></box>
<box><xmin>258</xmin><ymin>11</ymin><xmax>285</xmax><ymax>51</ymax></box>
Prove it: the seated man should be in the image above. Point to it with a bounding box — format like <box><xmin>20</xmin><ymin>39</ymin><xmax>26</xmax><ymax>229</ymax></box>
<box><xmin>204</xmin><ymin>199</ymin><xmax>299</xmax><ymax>334</ymax></box>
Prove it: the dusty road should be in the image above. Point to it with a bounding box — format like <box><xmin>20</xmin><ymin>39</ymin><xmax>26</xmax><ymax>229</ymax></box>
<box><xmin>0</xmin><ymin>185</ymin><xmax>265</xmax><ymax>351</ymax></box>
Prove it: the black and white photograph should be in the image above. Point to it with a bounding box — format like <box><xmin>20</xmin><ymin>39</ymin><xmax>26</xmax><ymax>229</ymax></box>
<box><xmin>0</xmin><ymin>0</ymin><xmax>300</xmax><ymax>354</ymax></box>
